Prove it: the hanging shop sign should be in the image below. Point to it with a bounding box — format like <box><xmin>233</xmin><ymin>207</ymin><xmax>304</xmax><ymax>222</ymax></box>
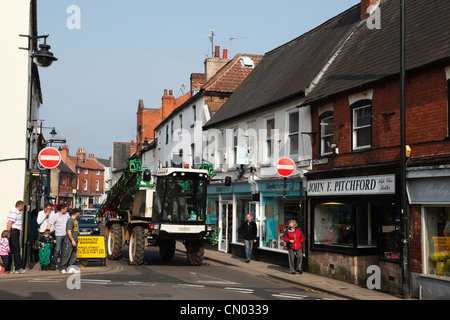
<box><xmin>307</xmin><ymin>174</ymin><xmax>396</xmax><ymax>196</ymax></box>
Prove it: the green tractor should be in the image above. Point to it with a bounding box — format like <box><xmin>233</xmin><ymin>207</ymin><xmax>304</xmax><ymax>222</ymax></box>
<box><xmin>102</xmin><ymin>159</ymin><xmax>216</xmax><ymax>266</ymax></box>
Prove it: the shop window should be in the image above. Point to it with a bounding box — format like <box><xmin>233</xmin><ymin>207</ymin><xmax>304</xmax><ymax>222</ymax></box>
<box><xmin>320</xmin><ymin>111</ymin><xmax>334</xmax><ymax>156</ymax></box>
<box><xmin>312</xmin><ymin>201</ymin><xmax>379</xmax><ymax>252</ymax></box>
<box><xmin>424</xmin><ymin>207</ymin><xmax>450</xmax><ymax>277</ymax></box>
<box><xmin>261</xmin><ymin>198</ymin><xmax>301</xmax><ymax>251</ymax></box>
<box><xmin>351</xmin><ymin>100</ymin><xmax>372</xmax><ymax>150</ymax></box>
<box><xmin>314</xmin><ymin>203</ymin><xmax>354</xmax><ymax>248</ymax></box>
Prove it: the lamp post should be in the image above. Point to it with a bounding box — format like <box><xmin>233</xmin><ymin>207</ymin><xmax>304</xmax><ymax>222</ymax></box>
<box><xmin>400</xmin><ymin>0</ymin><xmax>410</xmax><ymax>299</ymax></box>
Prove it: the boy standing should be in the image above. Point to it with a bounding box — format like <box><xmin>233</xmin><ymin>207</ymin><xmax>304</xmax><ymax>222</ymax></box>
<box><xmin>61</xmin><ymin>209</ymin><xmax>81</xmax><ymax>274</ymax></box>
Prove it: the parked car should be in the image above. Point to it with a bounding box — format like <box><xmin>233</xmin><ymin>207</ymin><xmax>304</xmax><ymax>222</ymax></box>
<box><xmin>77</xmin><ymin>215</ymin><xmax>100</xmax><ymax>235</ymax></box>
<box><xmin>82</xmin><ymin>209</ymin><xmax>97</xmax><ymax>216</ymax></box>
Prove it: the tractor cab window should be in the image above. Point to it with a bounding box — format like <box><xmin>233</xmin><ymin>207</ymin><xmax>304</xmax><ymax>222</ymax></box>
<box><xmin>153</xmin><ymin>174</ymin><xmax>207</xmax><ymax>223</ymax></box>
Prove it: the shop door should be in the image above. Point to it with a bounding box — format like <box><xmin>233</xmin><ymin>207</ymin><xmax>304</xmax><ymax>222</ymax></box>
<box><xmin>249</xmin><ymin>201</ymin><xmax>260</xmax><ymax>246</ymax></box>
<box><xmin>218</xmin><ymin>201</ymin><xmax>232</xmax><ymax>252</ymax></box>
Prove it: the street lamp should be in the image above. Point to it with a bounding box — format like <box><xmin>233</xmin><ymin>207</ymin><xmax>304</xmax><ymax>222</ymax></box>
<box><xmin>19</xmin><ymin>33</ymin><xmax>58</xmax><ymax>68</ymax></box>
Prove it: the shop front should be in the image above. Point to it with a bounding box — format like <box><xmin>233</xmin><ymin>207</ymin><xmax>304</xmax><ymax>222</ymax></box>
<box><xmin>307</xmin><ymin>171</ymin><xmax>403</xmax><ymax>294</ymax></box>
<box><xmin>207</xmin><ymin>178</ymin><xmax>305</xmax><ymax>267</ymax></box>
<box><xmin>407</xmin><ymin>166</ymin><xmax>450</xmax><ymax>299</ymax></box>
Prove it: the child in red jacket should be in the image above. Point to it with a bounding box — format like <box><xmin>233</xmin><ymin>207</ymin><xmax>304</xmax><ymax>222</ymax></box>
<box><xmin>282</xmin><ymin>219</ymin><xmax>305</xmax><ymax>274</ymax></box>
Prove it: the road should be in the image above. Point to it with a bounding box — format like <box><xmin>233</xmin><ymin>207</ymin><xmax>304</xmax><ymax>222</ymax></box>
<box><xmin>0</xmin><ymin>245</ymin><xmax>340</xmax><ymax>302</ymax></box>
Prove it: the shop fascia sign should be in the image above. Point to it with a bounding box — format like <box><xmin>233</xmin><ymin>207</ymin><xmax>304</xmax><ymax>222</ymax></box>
<box><xmin>307</xmin><ymin>174</ymin><xmax>395</xmax><ymax>196</ymax></box>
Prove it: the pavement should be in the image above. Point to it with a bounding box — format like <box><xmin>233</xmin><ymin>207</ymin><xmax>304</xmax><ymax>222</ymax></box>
<box><xmin>0</xmin><ymin>241</ymin><xmax>403</xmax><ymax>300</ymax></box>
<box><xmin>200</xmin><ymin>243</ymin><xmax>403</xmax><ymax>301</ymax></box>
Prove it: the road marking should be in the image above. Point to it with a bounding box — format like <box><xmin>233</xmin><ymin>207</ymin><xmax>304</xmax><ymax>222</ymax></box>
<box><xmin>126</xmin><ymin>281</ymin><xmax>158</xmax><ymax>287</ymax></box>
<box><xmin>190</xmin><ymin>272</ymin><xmax>239</xmax><ymax>285</ymax></box>
<box><xmin>81</xmin><ymin>279</ymin><xmax>111</xmax><ymax>284</ymax></box>
<box><xmin>272</xmin><ymin>293</ymin><xmax>307</xmax><ymax>299</ymax></box>
<box><xmin>173</xmin><ymin>284</ymin><xmax>205</xmax><ymax>289</ymax></box>
<box><xmin>28</xmin><ymin>279</ymin><xmax>61</xmax><ymax>283</ymax></box>
<box><xmin>224</xmin><ymin>287</ymin><xmax>254</xmax><ymax>294</ymax></box>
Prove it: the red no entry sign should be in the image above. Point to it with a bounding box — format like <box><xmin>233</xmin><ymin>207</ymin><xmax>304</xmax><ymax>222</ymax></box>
<box><xmin>38</xmin><ymin>147</ymin><xmax>62</xmax><ymax>169</ymax></box>
<box><xmin>276</xmin><ymin>157</ymin><xmax>296</xmax><ymax>177</ymax></box>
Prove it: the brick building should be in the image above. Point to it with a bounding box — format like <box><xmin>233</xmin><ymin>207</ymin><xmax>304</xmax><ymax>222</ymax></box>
<box><xmin>136</xmin><ymin>89</ymin><xmax>191</xmax><ymax>152</ymax></box>
<box><xmin>303</xmin><ymin>0</ymin><xmax>450</xmax><ymax>298</ymax></box>
<box><xmin>51</xmin><ymin>145</ymin><xmax>106</xmax><ymax>209</ymax></box>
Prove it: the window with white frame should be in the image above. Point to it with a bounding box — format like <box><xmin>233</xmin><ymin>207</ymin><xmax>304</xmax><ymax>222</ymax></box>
<box><xmin>192</xmin><ymin>105</ymin><xmax>197</xmax><ymax>126</ymax></box>
<box><xmin>170</xmin><ymin>120</ymin><xmax>174</xmax><ymax>141</ymax></box>
<box><xmin>266</xmin><ymin>118</ymin><xmax>275</xmax><ymax>161</ymax></box>
<box><xmin>84</xmin><ymin>169</ymin><xmax>88</xmax><ymax>175</ymax></box>
<box><xmin>83</xmin><ymin>179</ymin><xmax>88</xmax><ymax>191</ymax></box>
<box><xmin>96</xmin><ymin>170</ymin><xmax>100</xmax><ymax>176</ymax></box>
<box><xmin>320</xmin><ymin>111</ymin><xmax>334</xmax><ymax>156</ymax></box>
<box><xmin>352</xmin><ymin>100</ymin><xmax>372</xmax><ymax>150</ymax></box>
<box><xmin>95</xmin><ymin>180</ymin><xmax>99</xmax><ymax>192</ymax></box>
<box><xmin>288</xmin><ymin>111</ymin><xmax>299</xmax><ymax>157</ymax></box>
<box><xmin>233</xmin><ymin>128</ymin><xmax>238</xmax><ymax>166</ymax></box>
<box><xmin>165</xmin><ymin>124</ymin><xmax>169</xmax><ymax>144</ymax></box>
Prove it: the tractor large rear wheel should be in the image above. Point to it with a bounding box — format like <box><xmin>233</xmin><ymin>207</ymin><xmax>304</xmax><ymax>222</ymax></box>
<box><xmin>107</xmin><ymin>223</ymin><xmax>122</xmax><ymax>260</ymax></box>
<box><xmin>128</xmin><ymin>226</ymin><xmax>145</xmax><ymax>265</ymax></box>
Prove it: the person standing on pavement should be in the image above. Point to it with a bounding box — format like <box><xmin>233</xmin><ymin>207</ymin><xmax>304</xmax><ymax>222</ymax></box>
<box><xmin>61</xmin><ymin>208</ymin><xmax>81</xmax><ymax>274</ymax></box>
<box><xmin>6</xmin><ymin>201</ymin><xmax>26</xmax><ymax>273</ymax></box>
<box><xmin>37</xmin><ymin>203</ymin><xmax>55</xmax><ymax>236</ymax></box>
<box><xmin>0</xmin><ymin>230</ymin><xmax>10</xmax><ymax>274</ymax></box>
<box><xmin>48</xmin><ymin>204</ymin><xmax>69</xmax><ymax>271</ymax></box>
<box><xmin>240</xmin><ymin>214</ymin><xmax>257</xmax><ymax>263</ymax></box>
<box><xmin>283</xmin><ymin>219</ymin><xmax>305</xmax><ymax>274</ymax></box>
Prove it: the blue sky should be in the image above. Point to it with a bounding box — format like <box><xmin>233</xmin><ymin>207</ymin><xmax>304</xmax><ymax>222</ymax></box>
<box><xmin>37</xmin><ymin>0</ymin><xmax>359</xmax><ymax>159</ymax></box>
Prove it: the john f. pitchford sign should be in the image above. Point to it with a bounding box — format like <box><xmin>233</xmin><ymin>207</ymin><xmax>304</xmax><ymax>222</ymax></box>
<box><xmin>307</xmin><ymin>174</ymin><xmax>396</xmax><ymax>196</ymax></box>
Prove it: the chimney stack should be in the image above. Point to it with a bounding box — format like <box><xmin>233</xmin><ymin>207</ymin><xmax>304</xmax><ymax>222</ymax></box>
<box><xmin>60</xmin><ymin>145</ymin><xmax>69</xmax><ymax>163</ymax></box>
<box><xmin>162</xmin><ymin>89</ymin><xmax>175</xmax><ymax>119</ymax></box>
<box><xmin>76</xmin><ymin>148</ymin><xmax>86</xmax><ymax>161</ymax></box>
<box><xmin>204</xmin><ymin>46</ymin><xmax>229</xmax><ymax>82</ymax></box>
<box><xmin>361</xmin><ymin>0</ymin><xmax>379</xmax><ymax>20</ymax></box>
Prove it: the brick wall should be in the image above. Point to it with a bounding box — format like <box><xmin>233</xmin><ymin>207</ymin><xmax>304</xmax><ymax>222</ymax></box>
<box><xmin>311</xmin><ymin>63</ymin><xmax>450</xmax><ymax>171</ymax></box>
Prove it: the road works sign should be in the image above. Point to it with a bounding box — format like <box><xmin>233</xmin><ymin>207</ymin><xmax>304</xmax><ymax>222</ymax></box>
<box><xmin>275</xmin><ymin>157</ymin><xmax>296</xmax><ymax>177</ymax></box>
<box><xmin>77</xmin><ymin>236</ymin><xmax>106</xmax><ymax>259</ymax></box>
<box><xmin>38</xmin><ymin>147</ymin><xmax>61</xmax><ymax>169</ymax></box>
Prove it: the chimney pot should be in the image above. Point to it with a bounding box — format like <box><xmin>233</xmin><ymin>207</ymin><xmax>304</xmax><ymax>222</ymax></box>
<box><xmin>169</xmin><ymin>89</ymin><xmax>173</xmax><ymax>96</ymax></box>
<box><xmin>214</xmin><ymin>46</ymin><xmax>220</xmax><ymax>58</ymax></box>
<box><xmin>164</xmin><ymin>89</ymin><xmax>168</xmax><ymax>96</ymax></box>
<box><xmin>223</xmin><ymin>49</ymin><xmax>228</xmax><ymax>60</ymax></box>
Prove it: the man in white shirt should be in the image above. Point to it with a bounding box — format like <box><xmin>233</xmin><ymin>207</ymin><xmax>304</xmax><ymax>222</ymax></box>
<box><xmin>48</xmin><ymin>204</ymin><xmax>69</xmax><ymax>271</ymax></box>
<box><xmin>6</xmin><ymin>200</ymin><xmax>26</xmax><ymax>273</ymax></box>
<box><xmin>36</xmin><ymin>203</ymin><xmax>55</xmax><ymax>235</ymax></box>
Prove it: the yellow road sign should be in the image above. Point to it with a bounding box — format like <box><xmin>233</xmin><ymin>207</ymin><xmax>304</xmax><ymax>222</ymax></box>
<box><xmin>77</xmin><ymin>236</ymin><xmax>106</xmax><ymax>259</ymax></box>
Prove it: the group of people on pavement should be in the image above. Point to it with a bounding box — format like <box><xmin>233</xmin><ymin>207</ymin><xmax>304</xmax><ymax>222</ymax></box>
<box><xmin>0</xmin><ymin>201</ymin><xmax>81</xmax><ymax>274</ymax></box>
<box><xmin>240</xmin><ymin>214</ymin><xmax>305</xmax><ymax>275</ymax></box>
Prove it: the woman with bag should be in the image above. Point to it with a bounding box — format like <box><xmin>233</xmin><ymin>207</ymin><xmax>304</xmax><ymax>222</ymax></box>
<box><xmin>282</xmin><ymin>219</ymin><xmax>305</xmax><ymax>274</ymax></box>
